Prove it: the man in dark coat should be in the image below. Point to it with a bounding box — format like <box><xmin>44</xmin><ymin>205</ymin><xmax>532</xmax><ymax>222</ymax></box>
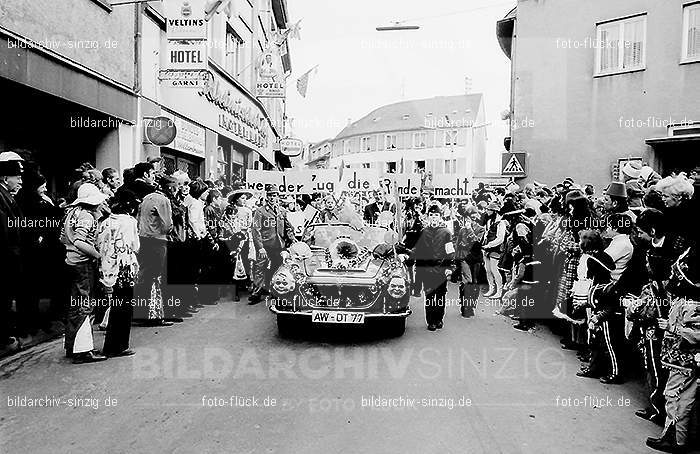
<box><xmin>249</xmin><ymin>185</ymin><xmax>295</xmax><ymax>304</ymax></box>
<box><xmin>0</xmin><ymin>152</ymin><xmax>24</xmax><ymax>354</ymax></box>
<box><xmin>119</xmin><ymin>162</ymin><xmax>156</xmax><ymax>201</ymax></box>
<box><xmin>413</xmin><ymin>204</ymin><xmax>455</xmax><ymax>331</ymax></box>
<box><xmin>363</xmin><ymin>190</ymin><xmax>395</xmax><ymax>225</ymax></box>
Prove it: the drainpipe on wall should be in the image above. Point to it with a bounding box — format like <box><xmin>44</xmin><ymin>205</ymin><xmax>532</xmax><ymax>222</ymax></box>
<box><xmin>132</xmin><ymin>3</ymin><xmax>144</xmax><ymax>166</ymax></box>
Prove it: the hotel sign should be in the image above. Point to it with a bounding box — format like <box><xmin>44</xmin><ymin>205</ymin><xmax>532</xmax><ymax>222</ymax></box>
<box><xmin>166</xmin><ymin>41</ymin><xmax>207</xmax><ymax>71</ymax></box>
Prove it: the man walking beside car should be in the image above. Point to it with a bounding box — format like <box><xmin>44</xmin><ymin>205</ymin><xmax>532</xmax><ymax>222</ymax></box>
<box><xmin>249</xmin><ymin>185</ymin><xmax>295</xmax><ymax>305</ymax></box>
<box><xmin>413</xmin><ymin>204</ymin><xmax>455</xmax><ymax>331</ymax></box>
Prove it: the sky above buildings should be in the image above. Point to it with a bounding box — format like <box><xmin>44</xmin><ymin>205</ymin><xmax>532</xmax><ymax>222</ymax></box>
<box><xmin>285</xmin><ymin>0</ymin><xmax>514</xmax><ymax>171</ymax></box>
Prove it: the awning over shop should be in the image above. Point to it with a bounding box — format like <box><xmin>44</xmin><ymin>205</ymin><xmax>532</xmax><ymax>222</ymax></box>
<box><xmin>496</xmin><ymin>7</ymin><xmax>516</xmax><ymax>59</ymax></box>
<box><xmin>275</xmin><ymin>150</ymin><xmax>292</xmax><ymax>169</ymax></box>
<box><xmin>646</xmin><ymin>134</ymin><xmax>700</xmax><ymax>145</ymax></box>
<box><xmin>0</xmin><ymin>33</ymin><xmax>136</xmax><ymax>124</ymax></box>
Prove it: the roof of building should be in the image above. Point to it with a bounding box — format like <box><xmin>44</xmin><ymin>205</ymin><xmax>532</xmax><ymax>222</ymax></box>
<box><xmin>334</xmin><ymin>94</ymin><xmax>483</xmax><ymax>140</ymax></box>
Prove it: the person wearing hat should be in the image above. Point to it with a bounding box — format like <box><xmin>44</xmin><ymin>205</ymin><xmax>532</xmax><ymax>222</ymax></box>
<box><xmin>97</xmin><ymin>189</ymin><xmax>140</xmax><ymax>357</ymax></box>
<box><xmin>455</xmin><ymin>203</ymin><xmax>485</xmax><ymax>317</ymax></box>
<box><xmin>646</xmin><ymin>246</ymin><xmax>700</xmax><ymax>453</ymax></box>
<box><xmin>639</xmin><ymin>165</ymin><xmax>661</xmax><ymax>188</ymax></box>
<box><xmin>602</xmin><ymin>180</ymin><xmax>637</xmax><ymax>223</ymax></box>
<box><xmin>15</xmin><ymin>170</ymin><xmax>63</xmax><ymax>340</ymax></box>
<box><xmin>412</xmin><ymin>204</ymin><xmax>456</xmax><ymax>331</ymax></box>
<box><xmin>249</xmin><ymin>184</ymin><xmax>295</xmax><ymax>304</ymax></box>
<box><xmin>481</xmin><ymin>201</ymin><xmax>507</xmax><ymax>299</ymax></box>
<box><xmin>60</xmin><ymin>183</ymin><xmax>109</xmax><ymax>363</ymax></box>
<box><xmin>224</xmin><ymin>189</ymin><xmax>254</xmax><ymax>301</ymax></box>
<box><xmin>133</xmin><ymin>174</ymin><xmax>176</xmax><ymax>326</ymax></box>
<box><xmin>0</xmin><ymin>151</ymin><xmax>24</xmax><ymax>354</ymax></box>
<box><xmin>621</xmin><ymin>161</ymin><xmax>643</xmax><ymax>182</ymax></box>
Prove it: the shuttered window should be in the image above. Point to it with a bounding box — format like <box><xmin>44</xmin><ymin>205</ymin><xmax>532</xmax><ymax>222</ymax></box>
<box><xmin>595</xmin><ymin>14</ymin><xmax>646</xmax><ymax>75</ymax></box>
<box><xmin>683</xmin><ymin>3</ymin><xmax>700</xmax><ymax>61</ymax></box>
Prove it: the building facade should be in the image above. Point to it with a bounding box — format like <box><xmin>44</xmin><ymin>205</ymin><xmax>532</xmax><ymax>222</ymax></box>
<box><xmin>305</xmin><ymin>95</ymin><xmax>488</xmax><ymax>181</ymax></box>
<box><xmin>497</xmin><ymin>0</ymin><xmax>700</xmax><ymax>189</ymax></box>
<box><xmin>0</xmin><ymin>0</ymin><xmax>291</xmax><ymax>197</ymax></box>
<box><xmin>0</xmin><ymin>0</ymin><xmax>137</xmax><ymax>196</ymax></box>
<box><xmin>140</xmin><ymin>0</ymin><xmax>291</xmax><ymax>182</ymax></box>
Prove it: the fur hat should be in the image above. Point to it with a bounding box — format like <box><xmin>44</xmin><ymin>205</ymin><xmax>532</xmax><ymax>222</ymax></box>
<box><xmin>565</xmin><ymin>189</ymin><xmax>586</xmax><ymax>204</ymax></box>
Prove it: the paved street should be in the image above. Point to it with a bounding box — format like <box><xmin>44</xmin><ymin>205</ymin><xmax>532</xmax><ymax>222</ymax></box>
<box><xmin>1</xmin><ymin>285</ymin><xmax>662</xmax><ymax>454</ymax></box>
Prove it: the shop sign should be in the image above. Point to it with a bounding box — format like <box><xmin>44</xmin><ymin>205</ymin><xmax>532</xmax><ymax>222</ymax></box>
<box><xmin>430</xmin><ymin>175</ymin><xmax>471</xmax><ymax>198</ymax></box>
<box><xmin>166</xmin><ymin>41</ymin><xmax>207</xmax><ymax>71</ymax></box>
<box><xmin>164</xmin><ymin>0</ymin><xmax>208</xmax><ymax>40</ymax></box>
<box><xmin>255</xmin><ymin>50</ymin><xmax>285</xmax><ymax>98</ymax></box>
<box><xmin>172</xmin><ymin>116</ymin><xmax>205</xmax><ymax>157</ymax></box>
<box><xmin>256</xmin><ymin>80</ymin><xmax>285</xmax><ymax>98</ymax></box>
<box><xmin>199</xmin><ymin>77</ymin><xmax>270</xmax><ymax>150</ymax></box>
<box><xmin>158</xmin><ymin>69</ymin><xmax>212</xmax><ymax>89</ymax></box>
<box><xmin>280</xmin><ymin>138</ymin><xmax>303</xmax><ymax>157</ymax></box>
<box><xmin>145</xmin><ymin>116</ymin><xmax>177</xmax><ymax>146</ymax></box>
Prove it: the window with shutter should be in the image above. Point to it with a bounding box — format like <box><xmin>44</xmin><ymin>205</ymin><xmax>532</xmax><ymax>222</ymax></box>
<box><xmin>596</xmin><ymin>15</ymin><xmax>646</xmax><ymax>75</ymax></box>
<box><xmin>683</xmin><ymin>4</ymin><xmax>700</xmax><ymax>61</ymax></box>
<box><xmin>599</xmin><ymin>25</ymin><xmax>620</xmax><ymax>73</ymax></box>
<box><xmin>623</xmin><ymin>18</ymin><xmax>644</xmax><ymax>69</ymax></box>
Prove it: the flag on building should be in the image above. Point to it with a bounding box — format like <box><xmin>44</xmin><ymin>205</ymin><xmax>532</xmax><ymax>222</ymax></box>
<box><xmin>296</xmin><ymin>65</ymin><xmax>318</xmax><ymax>98</ymax></box>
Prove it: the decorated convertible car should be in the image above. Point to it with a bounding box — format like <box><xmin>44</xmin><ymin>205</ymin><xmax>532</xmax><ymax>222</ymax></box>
<box><xmin>268</xmin><ymin>222</ymin><xmax>411</xmax><ymax>337</ymax></box>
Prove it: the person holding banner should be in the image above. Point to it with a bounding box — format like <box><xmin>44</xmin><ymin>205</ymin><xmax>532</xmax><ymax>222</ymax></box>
<box><xmin>249</xmin><ymin>185</ymin><xmax>295</xmax><ymax>305</ymax></box>
<box><xmin>412</xmin><ymin>204</ymin><xmax>456</xmax><ymax>331</ymax></box>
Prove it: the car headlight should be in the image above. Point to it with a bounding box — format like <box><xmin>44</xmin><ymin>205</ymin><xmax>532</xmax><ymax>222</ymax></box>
<box><xmin>272</xmin><ymin>270</ymin><xmax>296</xmax><ymax>294</ymax></box>
<box><xmin>387</xmin><ymin>276</ymin><xmax>407</xmax><ymax>299</ymax></box>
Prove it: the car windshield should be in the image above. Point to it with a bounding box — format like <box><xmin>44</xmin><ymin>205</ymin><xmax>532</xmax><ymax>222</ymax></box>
<box><xmin>307</xmin><ymin>224</ymin><xmax>390</xmax><ymax>250</ymax></box>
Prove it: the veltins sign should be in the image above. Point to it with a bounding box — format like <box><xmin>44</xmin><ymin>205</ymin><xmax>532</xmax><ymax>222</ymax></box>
<box><xmin>164</xmin><ymin>0</ymin><xmax>208</xmax><ymax>40</ymax></box>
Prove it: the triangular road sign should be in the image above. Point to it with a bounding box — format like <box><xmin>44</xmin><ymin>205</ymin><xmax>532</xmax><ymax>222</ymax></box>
<box><xmin>502</xmin><ymin>154</ymin><xmax>525</xmax><ymax>174</ymax></box>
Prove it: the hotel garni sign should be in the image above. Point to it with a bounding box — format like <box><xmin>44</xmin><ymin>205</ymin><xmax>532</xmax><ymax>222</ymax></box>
<box><xmin>198</xmin><ymin>77</ymin><xmax>270</xmax><ymax>150</ymax></box>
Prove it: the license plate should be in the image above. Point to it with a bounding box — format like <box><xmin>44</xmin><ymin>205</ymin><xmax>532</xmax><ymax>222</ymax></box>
<box><xmin>311</xmin><ymin>310</ymin><xmax>365</xmax><ymax>324</ymax></box>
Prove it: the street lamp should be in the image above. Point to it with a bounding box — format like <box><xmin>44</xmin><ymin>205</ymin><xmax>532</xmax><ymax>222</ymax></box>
<box><xmin>376</xmin><ymin>21</ymin><xmax>420</xmax><ymax>32</ymax></box>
